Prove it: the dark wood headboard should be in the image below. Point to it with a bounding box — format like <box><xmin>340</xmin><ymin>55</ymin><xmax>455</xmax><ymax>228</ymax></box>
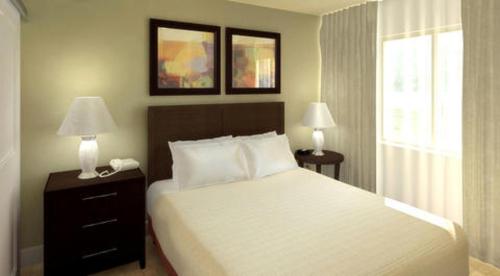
<box><xmin>148</xmin><ymin>102</ymin><xmax>284</xmax><ymax>184</ymax></box>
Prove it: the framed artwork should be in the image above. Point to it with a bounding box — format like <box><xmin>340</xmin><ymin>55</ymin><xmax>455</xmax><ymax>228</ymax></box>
<box><xmin>150</xmin><ymin>19</ymin><xmax>221</xmax><ymax>96</ymax></box>
<box><xmin>226</xmin><ymin>28</ymin><xmax>281</xmax><ymax>94</ymax></box>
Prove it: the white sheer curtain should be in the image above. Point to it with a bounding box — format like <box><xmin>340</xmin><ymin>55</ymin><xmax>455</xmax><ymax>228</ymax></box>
<box><xmin>462</xmin><ymin>0</ymin><xmax>500</xmax><ymax>267</ymax></box>
<box><xmin>320</xmin><ymin>2</ymin><xmax>378</xmax><ymax>192</ymax></box>
<box><xmin>377</xmin><ymin>0</ymin><xmax>463</xmax><ymax>224</ymax></box>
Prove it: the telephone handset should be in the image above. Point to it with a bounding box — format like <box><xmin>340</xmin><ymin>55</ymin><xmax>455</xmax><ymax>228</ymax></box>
<box><xmin>99</xmin><ymin>158</ymin><xmax>140</xmax><ymax>178</ymax></box>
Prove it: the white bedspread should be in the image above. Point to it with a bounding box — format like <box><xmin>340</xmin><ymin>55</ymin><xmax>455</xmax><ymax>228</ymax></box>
<box><xmin>149</xmin><ymin>168</ymin><xmax>468</xmax><ymax>276</ymax></box>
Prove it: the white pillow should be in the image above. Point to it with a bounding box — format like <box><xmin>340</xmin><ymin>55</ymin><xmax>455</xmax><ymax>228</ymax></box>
<box><xmin>169</xmin><ymin>135</ymin><xmax>233</xmax><ymax>185</ymax></box>
<box><xmin>241</xmin><ymin>134</ymin><xmax>298</xmax><ymax>179</ymax></box>
<box><xmin>173</xmin><ymin>140</ymin><xmax>248</xmax><ymax>190</ymax></box>
<box><xmin>236</xmin><ymin>131</ymin><xmax>277</xmax><ymax>140</ymax></box>
<box><xmin>168</xmin><ymin>135</ymin><xmax>233</xmax><ymax>152</ymax></box>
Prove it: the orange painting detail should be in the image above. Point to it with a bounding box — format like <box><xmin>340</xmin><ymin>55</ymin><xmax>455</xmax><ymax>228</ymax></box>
<box><xmin>157</xmin><ymin>28</ymin><xmax>215</xmax><ymax>88</ymax></box>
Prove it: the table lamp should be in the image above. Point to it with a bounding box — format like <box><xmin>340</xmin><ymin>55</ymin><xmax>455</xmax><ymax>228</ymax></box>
<box><xmin>302</xmin><ymin>102</ymin><xmax>336</xmax><ymax>156</ymax></box>
<box><xmin>57</xmin><ymin>97</ymin><xmax>116</xmax><ymax>179</ymax></box>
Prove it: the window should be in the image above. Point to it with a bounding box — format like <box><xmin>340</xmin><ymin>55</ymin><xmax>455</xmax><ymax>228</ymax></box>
<box><xmin>382</xmin><ymin>29</ymin><xmax>463</xmax><ymax>154</ymax></box>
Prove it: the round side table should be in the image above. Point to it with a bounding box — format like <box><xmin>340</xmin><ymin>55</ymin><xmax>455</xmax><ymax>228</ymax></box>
<box><xmin>294</xmin><ymin>150</ymin><xmax>344</xmax><ymax>180</ymax></box>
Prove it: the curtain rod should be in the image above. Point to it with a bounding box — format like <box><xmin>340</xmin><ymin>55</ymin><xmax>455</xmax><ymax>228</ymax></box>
<box><xmin>9</xmin><ymin>0</ymin><xmax>27</xmax><ymax>20</ymax></box>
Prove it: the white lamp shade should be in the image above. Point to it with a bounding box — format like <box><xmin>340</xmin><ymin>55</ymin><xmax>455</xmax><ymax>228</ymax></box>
<box><xmin>302</xmin><ymin>102</ymin><xmax>336</xmax><ymax>129</ymax></box>
<box><xmin>57</xmin><ymin>97</ymin><xmax>116</xmax><ymax>136</ymax></box>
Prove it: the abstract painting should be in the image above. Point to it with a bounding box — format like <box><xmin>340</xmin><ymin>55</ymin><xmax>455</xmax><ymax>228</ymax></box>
<box><xmin>226</xmin><ymin>28</ymin><xmax>280</xmax><ymax>94</ymax></box>
<box><xmin>150</xmin><ymin>19</ymin><xmax>220</xmax><ymax>95</ymax></box>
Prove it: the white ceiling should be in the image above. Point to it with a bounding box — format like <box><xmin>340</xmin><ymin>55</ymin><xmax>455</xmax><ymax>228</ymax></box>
<box><xmin>228</xmin><ymin>0</ymin><xmax>367</xmax><ymax>15</ymax></box>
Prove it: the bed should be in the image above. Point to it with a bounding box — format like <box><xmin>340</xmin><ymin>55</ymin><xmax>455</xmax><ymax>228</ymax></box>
<box><xmin>147</xmin><ymin>102</ymin><xmax>469</xmax><ymax>276</ymax></box>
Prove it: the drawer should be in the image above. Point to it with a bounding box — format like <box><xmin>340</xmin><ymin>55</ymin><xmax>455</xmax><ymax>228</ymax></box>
<box><xmin>79</xmin><ymin>243</ymin><xmax>140</xmax><ymax>275</ymax></box>
<box><xmin>79</xmin><ymin>218</ymin><xmax>120</xmax><ymax>254</ymax></box>
<box><xmin>78</xmin><ymin>185</ymin><xmax>119</xmax><ymax>224</ymax></box>
<box><xmin>78</xmin><ymin>219</ymin><xmax>143</xmax><ymax>250</ymax></box>
<box><xmin>80</xmin><ymin>245</ymin><xmax>122</xmax><ymax>274</ymax></box>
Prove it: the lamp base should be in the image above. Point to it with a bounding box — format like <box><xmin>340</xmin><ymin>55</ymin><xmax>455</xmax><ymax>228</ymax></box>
<box><xmin>78</xmin><ymin>171</ymin><xmax>98</xmax><ymax>179</ymax></box>
<box><xmin>312</xmin><ymin>150</ymin><xmax>325</xmax><ymax>156</ymax></box>
<box><xmin>312</xmin><ymin>129</ymin><xmax>325</xmax><ymax>156</ymax></box>
<box><xmin>79</xmin><ymin>136</ymin><xmax>99</xmax><ymax>180</ymax></box>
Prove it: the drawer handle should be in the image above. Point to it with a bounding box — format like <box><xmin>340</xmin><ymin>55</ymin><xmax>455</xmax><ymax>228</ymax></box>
<box><xmin>81</xmin><ymin>192</ymin><xmax>117</xmax><ymax>201</ymax></box>
<box><xmin>82</xmin><ymin>247</ymin><xmax>118</xmax><ymax>259</ymax></box>
<box><xmin>82</xmin><ymin>218</ymin><xmax>118</xmax><ymax>229</ymax></box>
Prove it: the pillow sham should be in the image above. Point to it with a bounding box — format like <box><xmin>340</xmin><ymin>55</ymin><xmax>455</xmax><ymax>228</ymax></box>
<box><xmin>168</xmin><ymin>135</ymin><xmax>233</xmax><ymax>153</ymax></box>
<box><xmin>173</xmin><ymin>140</ymin><xmax>248</xmax><ymax>190</ymax></box>
<box><xmin>236</xmin><ymin>131</ymin><xmax>277</xmax><ymax>140</ymax></box>
<box><xmin>241</xmin><ymin>134</ymin><xmax>298</xmax><ymax>179</ymax></box>
<box><xmin>169</xmin><ymin>135</ymin><xmax>233</xmax><ymax>185</ymax></box>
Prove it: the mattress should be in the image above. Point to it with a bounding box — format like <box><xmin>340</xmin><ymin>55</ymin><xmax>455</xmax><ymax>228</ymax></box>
<box><xmin>148</xmin><ymin>168</ymin><xmax>468</xmax><ymax>276</ymax></box>
<box><xmin>147</xmin><ymin>178</ymin><xmax>178</xmax><ymax>214</ymax></box>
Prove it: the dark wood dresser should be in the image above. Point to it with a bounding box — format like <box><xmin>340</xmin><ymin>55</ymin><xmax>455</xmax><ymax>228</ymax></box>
<box><xmin>44</xmin><ymin>167</ymin><xmax>146</xmax><ymax>275</ymax></box>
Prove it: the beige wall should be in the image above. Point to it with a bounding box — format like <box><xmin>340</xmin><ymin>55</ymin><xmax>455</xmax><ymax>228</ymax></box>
<box><xmin>21</xmin><ymin>0</ymin><xmax>320</xmax><ymax>248</ymax></box>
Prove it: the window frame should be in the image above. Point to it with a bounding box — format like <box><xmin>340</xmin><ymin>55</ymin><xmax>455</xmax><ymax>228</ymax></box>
<box><xmin>380</xmin><ymin>25</ymin><xmax>462</xmax><ymax>156</ymax></box>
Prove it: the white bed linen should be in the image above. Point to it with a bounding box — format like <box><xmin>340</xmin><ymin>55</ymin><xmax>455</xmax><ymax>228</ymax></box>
<box><xmin>173</xmin><ymin>140</ymin><xmax>249</xmax><ymax>189</ymax></box>
<box><xmin>241</xmin><ymin>134</ymin><xmax>298</xmax><ymax>179</ymax></box>
<box><xmin>148</xmin><ymin>168</ymin><xmax>468</xmax><ymax>276</ymax></box>
<box><xmin>147</xmin><ymin>179</ymin><xmax>178</xmax><ymax>215</ymax></box>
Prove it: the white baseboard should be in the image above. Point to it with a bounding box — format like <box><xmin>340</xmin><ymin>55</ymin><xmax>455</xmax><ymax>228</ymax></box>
<box><xmin>20</xmin><ymin>245</ymin><xmax>43</xmax><ymax>267</ymax></box>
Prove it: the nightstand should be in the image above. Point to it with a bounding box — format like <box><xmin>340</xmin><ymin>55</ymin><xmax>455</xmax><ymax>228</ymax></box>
<box><xmin>295</xmin><ymin>150</ymin><xmax>344</xmax><ymax>180</ymax></box>
<box><xmin>44</xmin><ymin>167</ymin><xmax>146</xmax><ymax>275</ymax></box>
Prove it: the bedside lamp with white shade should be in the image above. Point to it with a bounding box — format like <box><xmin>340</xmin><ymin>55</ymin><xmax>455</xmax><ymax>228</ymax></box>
<box><xmin>58</xmin><ymin>97</ymin><xmax>116</xmax><ymax>179</ymax></box>
<box><xmin>302</xmin><ymin>102</ymin><xmax>336</xmax><ymax>156</ymax></box>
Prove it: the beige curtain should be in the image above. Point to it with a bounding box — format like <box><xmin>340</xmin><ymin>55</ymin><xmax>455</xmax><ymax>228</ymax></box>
<box><xmin>320</xmin><ymin>2</ymin><xmax>377</xmax><ymax>192</ymax></box>
<box><xmin>462</xmin><ymin>0</ymin><xmax>500</xmax><ymax>267</ymax></box>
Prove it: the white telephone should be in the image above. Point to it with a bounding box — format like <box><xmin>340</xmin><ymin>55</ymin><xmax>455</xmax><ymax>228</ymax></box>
<box><xmin>99</xmin><ymin>158</ymin><xmax>140</xmax><ymax>178</ymax></box>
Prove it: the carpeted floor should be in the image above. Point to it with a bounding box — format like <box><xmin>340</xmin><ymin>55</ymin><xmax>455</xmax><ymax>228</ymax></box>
<box><xmin>21</xmin><ymin>237</ymin><xmax>500</xmax><ymax>276</ymax></box>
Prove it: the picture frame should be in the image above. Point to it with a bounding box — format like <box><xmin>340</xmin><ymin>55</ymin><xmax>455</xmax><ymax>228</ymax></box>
<box><xmin>150</xmin><ymin>19</ymin><xmax>221</xmax><ymax>96</ymax></box>
<box><xmin>225</xmin><ymin>28</ymin><xmax>281</xmax><ymax>94</ymax></box>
